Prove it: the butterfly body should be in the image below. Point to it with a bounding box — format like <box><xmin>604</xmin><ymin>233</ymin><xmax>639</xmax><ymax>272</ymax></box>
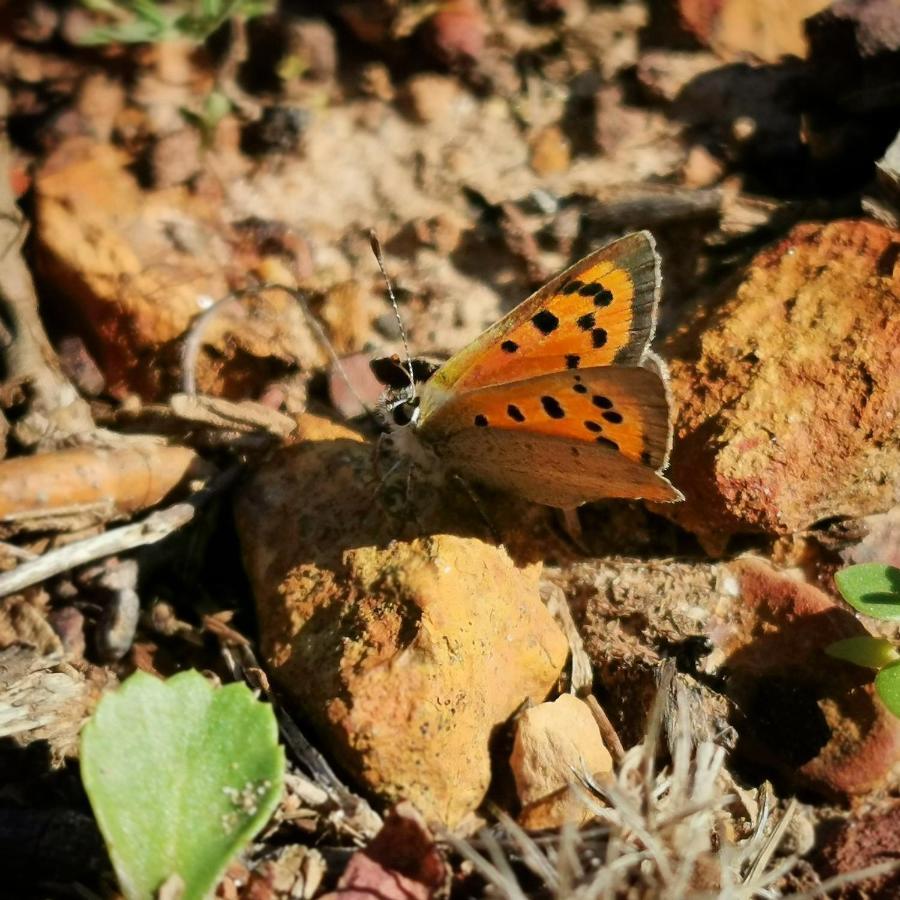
<box><xmin>375</xmin><ymin>231</ymin><xmax>682</xmax><ymax>509</ymax></box>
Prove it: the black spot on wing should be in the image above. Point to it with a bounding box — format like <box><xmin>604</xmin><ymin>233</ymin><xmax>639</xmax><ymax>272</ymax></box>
<box><xmin>501</xmin><ymin>340</ymin><xmax>518</xmax><ymax>353</ymax></box>
<box><xmin>602</xmin><ymin>410</ymin><xmax>623</xmax><ymax>424</ymax></box>
<box><xmin>507</xmin><ymin>404</ymin><xmax>525</xmax><ymax>422</ymax></box>
<box><xmin>561</xmin><ymin>280</ymin><xmax>583</xmax><ymax>295</ymax></box>
<box><xmin>593</xmin><ymin>287</ymin><xmax>614</xmax><ymax>307</ymax></box>
<box><xmin>573</xmin><ymin>382</ymin><xmax>587</xmax><ymax>394</ymax></box>
<box><xmin>532</xmin><ymin>310</ymin><xmax>559</xmax><ymax>335</ymax></box>
<box><xmin>584</xmin><ymin>420</ymin><xmax>602</xmax><ymax>433</ymax></box>
<box><xmin>592</xmin><ymin>395</ymin><xmax>613</xmax><ymax>409</ymax></box>
<box><xmin>592</xmin><ymin>328</ymin><xmax>608</xmax><ymax>348</ymax></box>
<box><xmin>541</xmin><ymin>396</ymin><xmax>565</xmax><ymax>419</ymax></box>
<box><xmin>474</xmin><ymin>414</ymin><xmax>488</xmax><ymax>427</ymax></box>
<box><xmin>576</xmin><ymin>313</ymin><xmax>595</xmax><ymax>331</ymax></box>
<box><xmin>565</xmin><ymin>354</ymin><xmax>580</xmax><ymax>369</ymax></box>
<box><xmin>596</xmin><ymin>437</ymin><xmax>619</xmax><ymax>450</ymax></box>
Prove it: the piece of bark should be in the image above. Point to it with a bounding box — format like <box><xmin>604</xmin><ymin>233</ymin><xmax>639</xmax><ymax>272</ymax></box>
<box><xmin>0</xmin><ymin>443</ymin><xmax>209</xmax><ymax>536</ymax></box>
<box><xmin>0</xmin><ymin>139</ymin><xmax>96</xmax><ymax>451</ymax></box>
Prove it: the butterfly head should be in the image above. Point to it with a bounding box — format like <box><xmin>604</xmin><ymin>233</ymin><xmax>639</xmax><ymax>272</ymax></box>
<box><xmin>370</xmin><ymin>354</ymin><xmax>441</xmax><ymax>429</ymax></box>
<box><xmin>385</xmin><ymin>388</ymin><xmax>421</xmax><ymax>428</ymax></box>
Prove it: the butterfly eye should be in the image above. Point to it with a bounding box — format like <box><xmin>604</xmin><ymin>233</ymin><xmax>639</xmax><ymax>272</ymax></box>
<box><xmin>391</xmin><ymin>396</ymin><xmax>420</xmax><ymax>427</ymax></box>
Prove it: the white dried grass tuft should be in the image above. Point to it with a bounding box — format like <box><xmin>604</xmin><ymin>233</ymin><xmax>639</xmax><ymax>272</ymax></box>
<box><xmin>443</xmin><ymin>664</ymin><xmax>813</xmax><ymax>900</ymax></box>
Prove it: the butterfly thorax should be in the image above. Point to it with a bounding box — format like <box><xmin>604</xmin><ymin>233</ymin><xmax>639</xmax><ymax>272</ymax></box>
<box><xmin>387</xmin><ymin>417</ymin><xmax>441</xmax><ymax>473</ymax></box>
<box><xmin>373</xmin><ymin>372</ymin><xmax>451</xmax><ymax>488</ymax></box>
<box><xmin>373</xmin><ymin>378</ymin><xmax>440</xmax><ymax>467</ymax></box>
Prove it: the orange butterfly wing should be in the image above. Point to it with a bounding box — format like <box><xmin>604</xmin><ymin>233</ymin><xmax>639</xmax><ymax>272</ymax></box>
<box><xmin>410</xmin><ymin>230</ymin><xmax>680</xmax><ymax>507</ymax></box>
<box><xmin>419</xmin><ymin>231</ymin><xmax>660</xmax><ymax>420</ymax></box>
<box><xmin>421</xmin><ymin>365</ymin><xmax>680</xmax><ymax>507</ymax></box>
<box><xmin>423</xmin><ymin>365</ymin><xmax>671</xmax><ymax>469</ymax></box>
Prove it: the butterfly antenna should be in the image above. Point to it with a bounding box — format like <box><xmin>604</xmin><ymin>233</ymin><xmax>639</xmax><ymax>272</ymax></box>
<box><xmin>369</xmin><ymin>229</ymin><xmax>416</xmax><ymax>399</ymax></box>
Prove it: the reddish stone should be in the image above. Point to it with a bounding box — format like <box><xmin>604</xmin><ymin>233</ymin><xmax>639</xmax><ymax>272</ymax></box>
<box><xmin>660</xmin><ymin>220</ymin><xmax>900</xmax><ymax>553</ymax></box>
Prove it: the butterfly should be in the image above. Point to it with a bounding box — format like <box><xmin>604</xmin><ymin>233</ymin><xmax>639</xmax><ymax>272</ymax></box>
<box><xmin>372</xmin><ymin>231</ymin><xmax>682</xmax><ymax>509</ymax></box>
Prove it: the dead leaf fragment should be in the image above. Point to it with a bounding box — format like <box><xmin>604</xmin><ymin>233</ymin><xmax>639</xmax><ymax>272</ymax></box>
<box><xmin>323</xmin><ymin>802</ymin><xmax>447</xmax><ymax>900</ymax></box>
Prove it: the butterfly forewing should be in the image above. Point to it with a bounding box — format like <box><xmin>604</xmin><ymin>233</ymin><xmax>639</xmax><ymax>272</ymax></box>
<box><xmin>419</xmin><ymin>231</ymin><xmax>660</xmax><ymax>420</ymax></box>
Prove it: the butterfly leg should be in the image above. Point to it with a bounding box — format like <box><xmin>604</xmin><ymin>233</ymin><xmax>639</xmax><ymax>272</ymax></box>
<box><xmin>372</xmin><ymin>431</ymin><xmax>390</xmax><ymax>482</ymax></box>
<box><xmin>370</xmin><ymin>430</ymin><xmax>406</xmax><ymax>519</ymax></box>
<box><xmin>450</xmin><ymin>474</ymin><xmax>501</xmax><ymax>544</ymax></box>
<box><xmin>402</xmin><ymin>461</ymin><xmax>427</xmax><ymax>534</ymax></box>
<box><xmin>556</xmin><ymin>507</ymin><xmax>590</xmax><ymax>554</ymax></box>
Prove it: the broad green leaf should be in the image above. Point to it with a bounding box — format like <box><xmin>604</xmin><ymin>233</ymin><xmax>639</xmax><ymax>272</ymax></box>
<box><xmin>825</xmin><ymin>636</ymin><xmax>899</xmax><ymax>669</ymax></box>
<box><xmin>81</xmin><ymin>670</ymin><xmax>284</xmax><ymax>900</ymax></box>
<box><xmin>875</xmin><ymin>661</ymin><xmax>900</xmax><ymax>718</ymax></box>
<box><xmin>834</xmin><ymin>563</ymin><xmax>900</xmax><ymax>620</ymax></box>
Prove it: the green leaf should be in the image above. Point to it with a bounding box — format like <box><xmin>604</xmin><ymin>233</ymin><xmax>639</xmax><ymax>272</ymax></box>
<box><xmin>834</xmin><ymin>563</ymin><xmax>900</xmax><ymax>620</ymax></box>
<box><xmin>875</xmin><ymin>661</ymin><xmax>900</xmax><ymax>718</ymax></box>
<box><xmin>81</xmin><ymin>670</ymin><xmax>284</xmax><ymax>900</ymax></box>
<box><xmin>826</xmin><ymin>636</ymin><xmax>899</xmax><ymax>669</ymax></box>
<box><xmin>81</xmin><ymin>19</ymin><xmax>171</xmax><ymax>44</ymax></box>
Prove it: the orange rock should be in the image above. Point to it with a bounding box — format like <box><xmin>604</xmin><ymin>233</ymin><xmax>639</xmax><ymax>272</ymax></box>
<box><xmin>33</xmin><ymin>138</ymin><xmax>322</xmax><ymax>399</ymax></box>
<box><xmin>510</xmin><ymin>694</ymin><xmax>612</xmax><ymax>830</ymax></box>
<box><xmin>661</xmin><ymin>220</ymin><xmax>900</xmax><ymax>552</ymax></box>
<box><xmin>528</xmin><ymin>126</ymin><xmax>571</xmax><ymax>177</ymax></box>
<box><xmin>235</xmin><ymin>417</ymin><xmax>568</xmax><ymax>826</ymax></box>
<box><xmin>318</xmin><ymin>280</ymin><xmax>373</xmax><ymax>353</ymax></box>
<box><xmin>662</xmin><ymin>0</ymin><xmax>830</xmax><ymax>62</ymax></box>
<box><xmin>401</xmin><ymin>74</ymin><xmax>460</xmax><ymax>125</ymax></box>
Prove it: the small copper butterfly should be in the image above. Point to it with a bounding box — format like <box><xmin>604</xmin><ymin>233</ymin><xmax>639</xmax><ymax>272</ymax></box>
<box><xmin>372</xmin><ymin>231</ymin><xmax>682</xmax><ymax>509</ymax></box>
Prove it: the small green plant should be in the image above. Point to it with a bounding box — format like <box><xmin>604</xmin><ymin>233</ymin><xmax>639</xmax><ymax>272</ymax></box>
<box><xmin>181</xmin><ymin>89</ymin><xmax>232</xmax><ymax>144</ymax></box>
<box><xmin>826</xmin><ymin>563</ymin><xmax>900</xmax><ymax>717</ymax></box>
<box><xmin>80</xmin><ymin>0</ymin><xmax>273</xmax><ymax>45</ymax></box>
<box><xmin>81</xmin><ymin>670</ymin><xmax>284</xmax><ymax>900</ymax></box>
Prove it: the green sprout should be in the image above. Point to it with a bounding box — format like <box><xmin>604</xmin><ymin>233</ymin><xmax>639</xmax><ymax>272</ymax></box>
<box><xmin>826</xmin><ymin>563</ymin><xmax>900</xmax><ymax>718</ymax></box>
<box><xmin>79</xmin><ymin>0</ymin><xmax>273</xmax><ymax>45</ymax></box>
<box><xmin>181</xmin><ymin>89</ymin><xmax>233</xmax><ymax>145</ymax></box>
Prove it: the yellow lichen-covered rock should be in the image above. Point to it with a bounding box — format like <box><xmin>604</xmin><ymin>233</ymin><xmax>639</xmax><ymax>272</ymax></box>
<box><xmin>510</xmin><ymin>694</ymin><xmax>612</xmax><ymax>830</ymax></box>
<box><xmin>235</xmin><ymin>416</ymin><xmax>568</xmax><ymax>826</ymax></box>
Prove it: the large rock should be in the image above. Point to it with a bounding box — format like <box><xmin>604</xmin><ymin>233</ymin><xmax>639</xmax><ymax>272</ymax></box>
<box><xmin>235</xmin><ymin>416</ymin><xmax>568</xmax><ymax>826</ymax></box>
<box><xmin>661</xmin><ymin>220</ymin><xmax>900</xmax><ymax>552</ymax></box>
<box><xmin>713</xmin><ymin>558</ymin><xmax>900</xmax><ymax>798</ymax></box>
<box><xmin>559</xmin><ymin>555</ymin><xmax>900</xmax><ymax>798</ymax></box>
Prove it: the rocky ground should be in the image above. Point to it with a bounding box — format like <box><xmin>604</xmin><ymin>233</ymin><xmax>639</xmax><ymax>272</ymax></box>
<box><xmin>1</xmin><ymin>0</ymin><xmax>899</xmax><ymax>897</ymax></box>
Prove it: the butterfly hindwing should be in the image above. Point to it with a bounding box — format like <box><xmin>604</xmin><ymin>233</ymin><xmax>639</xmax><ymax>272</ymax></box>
<box><xmin>431</xmin><ymin>422</ymin><xmax>681</xmax><ymax>508</ymax></box>
<box><xmin>420</xmin><ymin>231</ymin><xmax>660</xmax><ymax>419</ymax></box>
<box><xmin>421</xmin><ymin>365</ymin><xmax>674</xmax><ymax>475</ymax></box>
